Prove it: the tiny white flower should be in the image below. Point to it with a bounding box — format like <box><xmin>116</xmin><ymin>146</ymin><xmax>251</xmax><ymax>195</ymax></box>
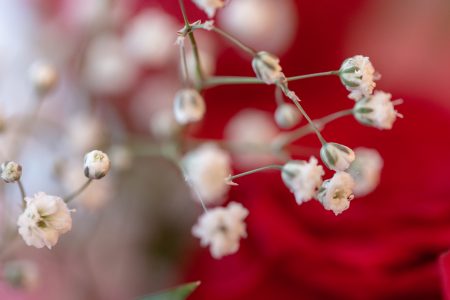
<box><xmin>29</xmin><ymin>61</ymin><xmax>58</xmax><ymax>96</ymax></box>
<box><xmin>183</xmin><ymin>143</ymin><xmax>231</xmax><ymax>205</ymax></box>
<box><xmin>3</xmin><ymin>260</ymin><xmax>39</xmax><ymax>290</ymax></box>
<box><xmin>282</xmin><ymin>157</ymin><xmax>324</xmax><ymax>204</ymax></box>
<box><xmin>252</xmin><ymin>51</ymin><xmax>284</xmax><ymax>84</ymax></box>
<box><xmin>353</xmin><ymin>91</ymin><xmax>401</xmax><ymax>130</ymax></box>
<box><xmin>274</xmin><ymin>103</ymin><xmax>301</xmax><ymax>129</ymax></box>
<box><xmin>1</xmin><ymin>161</ymin><xmax>22</xmax><ymax>183</ymax></box>
<box><xmin>109</xmin><ymin>145</ymin><xmax>133</xmax><ymax>171</ymax></box>
<box><xmin>149</xmin><ymin>108</ymin><xmax>181</xmax><ymax>140</ymax></box>
<box><xmin>84</xmin><ymin>150</ymin><xmax>111</xmax><ymax>179</ymax></box>
<box><xmin>317</xmin><ymin>172</ymin><xmax>355</xmax><ymax>215</ymax></box>
<box><xmin>347</xmin><ymin>148</ymin><xmax>384</xmax><ymax>197</ymax></box>
<box><xmin>173</xmin><ymin>89</ymin><xmax>206</xmax><ymax>125</ymax></box>
<box><xmin>192</xmin><ymin>0</ymin><xmax>226</xmax><ymax>18</ymax></box>
<box><xmin>203</xmin><ymin>20</ymin><xmax>215</xmax><ymax>31</ymax></box>
<box><xmin>339</xmin><ymin>55</ymin><xmax>378</xmax><ymax>101</ymax></box>
<box><xmin>192</xmin><ymin>201</ymin><xmax>248</xmax><ymax>259</ymax></box>
<box><xmin>17</xmin><ymin>192</ymin><xmax>72</xmax><ymax>249</ymax></box>
<box><xmin>320</xmin><ymin>142</ymin><xmax>355</xmax><ymax>171</ymax></box>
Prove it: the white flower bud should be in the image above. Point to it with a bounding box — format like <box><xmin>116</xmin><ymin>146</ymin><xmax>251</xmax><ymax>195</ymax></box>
<box><xmin>339</xmin><ymin>55</ymin><xmax>378</xmax><ymax>101</ymax></box>
<box><xmin>192</xmin><ymin>0</ymin><xmax>226</xmax><ymax>18</ymax></box>
<box><xmin>320</xmin><ymin>142</ymin><xmax>355</xmax><ymax>171</ymax></box>
<box><xmin>3</xmin><ymin>260</ymin><xmax>39</xmax><ymax>290</ymax></box>
<box><xmin>274</xmin><ymin>103</ymin><xmax>301</xmax><ymax>129</ymax></box>
<box><xmin>84</xmin><ymin>150</ymin><xmax>111</xmax><ymax>179</ymax></box>
<box><xmin>173</xmin><ymin>89</ymin><xmax>206</xmax><ymax>125</ymax></box>
<box><xmin>1</xmin><ymin>161</ymin><xmax>22</xmax><ymax>183</ymax></box>
<box><xmin>252</xmin><ymin>51</ymin><xmax>284</xmax><ymax>84</ymax></box>
<box><xmin>29</xmin><ymin>61</ymin><xmax>58</xmax><ymax>96</ymax></box>
<box><xmin>317</xmin><ymin>171</ymin><xmax>355</xmax><ymax>215</ymax></box>
<box><xmin>347</xmin><ymin>148</ymin><xmax>383</xmax><ymax>197</ymax></box>
<box><xmin>353</xmin><ymin>91</ymin><xmax>400</xmax><ymax>130</ymax></box>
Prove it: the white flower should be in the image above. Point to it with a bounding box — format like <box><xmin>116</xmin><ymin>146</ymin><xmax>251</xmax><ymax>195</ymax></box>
<box><xmin>252</xmin><ymin>51</ymin><xmax>284</xmax><ymax>84</ymax></box>
<box><xmin>347</xmin><ymin>148</ymin><xmax>384</xmax><ymax>197</ymax></box>
<box><xmin>320</xmin><ymin>142</ymin><xmax>355</xmax><ymax>171</ymax></box>
<box><xmin>183</xmin><ymin>143</ymin><xmax>231</xmax><ymax>205</ymax></box>
<box><xmin>192</xmin><ymin>0</ymin><xmax>226</xmax><ymax>18</ymax></box>
<box><xmin>28</xmin><ymin>61</ymin><xmax>58</xmax><ymax>96</ymax></box>
<box><xmin>317</xmin><ymin>172</ymin><xmax>355</xmax><ymax>215</ymax></box>
<box><xmin>274</xmin><ymin>103</ymin><xmax>301</xmax><ymax>129</ymax></box>
<box><xmin>282</xmin><ymin>157</ymin><xmax>324</xmax><ymax>204</ymax></box>
<box><xmin>339</xmin><ymin>55</ymin><xmax>378</xmax><ymax>101</ymax></box>
<box><xmin>17</xmin><ymin>192</ymin><xmax>72</xmax><ymax>249</ymax></box>
<box><xmin>192</xmin><ymin>202</ymin><xmax>248</xmax><ymax>259</ymax></box>
<box><xmin>173</xmin><ymin>89</ymin><xmax>206</xmax><ymax>124</ymax></box>
<box><xmin>84</xmin><ymin>150</ymin><xmax>111</xmax><ymax>179</ymax></box>
<box><xmin>3</xmin><ymin>260</ymin><xmax>39</xmax><ymax>290</ymax></box>
<box><xmin>1</xmin><ymin>161</ymin><xmax>22</xmax><ymax>183</ymax></box>
<box><xmin>67</xmin><ymin>114</ymin><xmax>105</xmax><ymax>153</ymax></box>
<box><xmin>149</xmin><ymin>108</ymin><xmax>181</xmax><ymax>140</ymax></box>
<box><xmin>353</xmin><ymin>91</ymin><xmax>400</xmax><ymax>130</ymax></box>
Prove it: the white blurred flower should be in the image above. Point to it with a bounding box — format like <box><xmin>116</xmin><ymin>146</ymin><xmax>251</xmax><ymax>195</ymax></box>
<box><xmin>274</xmin><ymin>103</ymin><xmax>301</xmax><ymax>129</ymax></box>
<box><xmin>67</xmin><ymin>114</ymin><xmax>105</xmax><ymax>153</ymax></box>
<box><xmin>353</xmin><ymin>91</ymin><xmax>400</xmax><ymax>130</ymax></box>
<box><xmin>252</xmin><ymin>51</ymin><xmax>284</xmax><ymax>84</ymax></box>
<box><xmin>3</xmin><ymin>260</ymin><xmax>39</xmax><ymax>290</ymax></box>
<box><xmin>320</xmin><ymin>142</ymin><xmax>355</xmax><ymax>171</ymax></box>
<box><xmin>173</xmin><ymin>88</ymin><xmax>206</xmax><ymax>124</ymax></box>
<box><xmin>317</xmin><ymin>172</ymin><xmax>355</xmax><ymax>215</ymax></box>
<box><xmin>18</xmin><ymin>192</ymin><xmax>72</xmax><ymax>249</ymax></box>
<box><xmin>123</xmin><ymin>9</ymin><xmax>178</xmax><ymax>67</ymax></box>
<box><xmin>149</xmin><ymin>108</ymin><xmax>180</xmax><ymax>140</ymax></box>
<box><xmin>109</xmin><ymin>145</ymin><xmax>132</xmax><ymax>171</ymax></box>
<box><xmin>282</xmin><ymin>157</ymin><xmax>324</xmax><ymax>204</ymax></box>
<box><xmin>28</xmin><ymin>61</ymin><xmax>58</xmax><ymax>96</ymax></box>
<box><xmin>84</xmin><ymin>150</ymin><xmax>111</xmax><ymax>179</ymax></box>
<box><xmin>192</xmin><ymin>0</ymin><xmax>226</xmax><ymax>18</ymax></box>
<box><xmin>192</xmin><ymin>201</ymin><xmax>248</xmax><ymax>259</ymax></box>
<box><xmin>1</xmin><ymin>161</ymin><xmax>22</xmax><ymax>183</ymax></box>
<box><xmin>183</xmin><ymin>143</ymin><xmax>231</xmax><ymax>205</ymax></box>
<box><xmin>339</xmin><ymin>55</ymin><xmax>378</xmax><ymax>101</ymax></box>
<box><xmin>347</xmin><ymin>148</ymin><xmax>383</xmax><ymax>197</ymax></box>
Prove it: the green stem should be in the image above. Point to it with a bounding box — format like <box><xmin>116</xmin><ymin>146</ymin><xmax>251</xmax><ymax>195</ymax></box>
<box><xmin>17</xmin><ymin>180</ymin><xmax>26</xmax><ymax>209</ymax></box>
<box><xmin>64</xmin><ymin>179</ymin><xmax>92</xmax><ymax>203</ymax></box>
<box><xmin>227</xmin><ymin>164</ymin><xmax>283</xmax><ymax>182</ymax></box>
<box><xmin>210</xmin><ymin>27</ymin><xmax>257</xmax><ymax>56</ymax></box>
<box><xmin>179</xmin><ymin>43</ymin><xmax>190</xmax><ymax>84</ymax></box>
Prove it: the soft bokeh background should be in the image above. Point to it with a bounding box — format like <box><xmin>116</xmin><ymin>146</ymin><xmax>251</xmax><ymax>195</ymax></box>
<box><xmin>0</xmin><ymin>0</ymin><xmax>449</xmax><ymax>299</ymax></box>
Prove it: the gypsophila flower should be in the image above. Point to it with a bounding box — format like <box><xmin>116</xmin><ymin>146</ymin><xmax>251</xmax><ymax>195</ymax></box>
<box><xmin>320</xmin><ymin>142</ymin><xmax>356</xmax><ymax>171</ymax></box>
<box><xmin>1</xmin><ymin>161</ymin><xmax>22</xmax><ymax>183</ymax></box>
<box><xmin>3</xmin><ymin>260</ymin><xmax>39</xmax><ymax>290</ymax></box>
<box><xmin>252</xmin><ymin>51</ymin><xmax>284</xmax><ymax>84</ymax></box>
<box><xmin>347</xmin><ymin>148</ymin><xmax>384</xmax><ymax>197</ymax></box>
<box><xmin>192</xmin><ymin>201</ymin><xmax>248</xmax><ymax>259</ymax></box>
<box><xmin>274</xmin><ymin>103</ymin><xmax>301</xmax><ymax>129</ymax></box>
<box><xmin>84</xmin><ymin>150</ymin><xmax>111</xmax><ymax>179</ymax></box>
<box><xmin>353</xmin><ymin>91</ymin><xmax>400</xmax><ymax>130</ymax></box>
<box><xmin>192</xmin><ymin>0</ymin><xmax>225</xmax><ymax>18</ymax></box>
<box><xmin>317</xmin><ymin>172</ymin><xmax>355</xmax><ymax>215</ymax></box>
<box><xmin>29</xmin><ymin>61</ymin><xmax>58</xmax><ymax>96</ymax></box>
<box><xmin>17</xmin><ymin>192</ymin><xmax>72</xmax><ymax>249</ymax></box>
<box><xmin>282</xmin><ymin>157</ymin><xmax>324</xmax><ymax>204</ymax></box>
<box><xmin>173</xmin><ymin>88</ymin><xmax>206</xmax><ymax>124</ymax></box>
<box><xmin>339</xmin><ymin>55</ymin><xmax>378</xmax><ymax>101</ymax></box>
<box><xmin>183</xmin><ymin>143</ymin><xmax>231</xmax><ymax>205</ymax></box>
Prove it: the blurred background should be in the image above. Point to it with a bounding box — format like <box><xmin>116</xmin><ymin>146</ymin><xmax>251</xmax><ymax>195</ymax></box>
<box><xmin>0</xmin><ymin>0</ymin><xmax>450</xmax><ymax>299</ymax></box>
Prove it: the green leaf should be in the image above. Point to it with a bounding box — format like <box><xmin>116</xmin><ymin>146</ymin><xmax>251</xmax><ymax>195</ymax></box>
<box><xmin>138</xmin><ymin>281</ymin><xmax>201</xmax><ymax>300</ymax></box>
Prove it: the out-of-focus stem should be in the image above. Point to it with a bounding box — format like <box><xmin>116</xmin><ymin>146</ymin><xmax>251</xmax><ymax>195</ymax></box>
<box><xmin>64</xmin><ymin>179</ymin><xmax>93</xmax><ymax>203</ymax></box>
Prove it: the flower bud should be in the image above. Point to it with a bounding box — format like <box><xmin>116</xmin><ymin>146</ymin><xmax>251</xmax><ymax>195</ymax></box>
<box><xmin>252</xmin><ymin>51</ymin><xmax>283</xmax><ymax>84</ymax></box>
<box><xmin>320</xmin><ymin>142</ymin><xmax>355</xmax><ymax>171</ymax></box>
<box><xmin>192</xmin><ymin>0</ymin><xmax>226</xmax><ymax>18</ymax></box>
<box><xmin>3</xmin><ymin>260</ymin><xmax>39</xmax><ymax>290</ymax></box>
<box><xmin>28</xmin><ymin>61</ymin><xmax>58</xmax><ymax>97</ymax></box>
<box><xmin>1</xmin><ymin>161</ymin><xmax>22</xmax><ymax>183</ymax></box>
<box><xmin>173</xmin><ymin>89</ymin><xmax>206</xmax><ymax>124</ymax></box>
<box><xmin>353</xmin><ymin>90</ymin><xmax>400</xmax><ymax>130</ymax></box>
<box><xmin>339</xmin><ymin>55</ymin><xmax>378</xmax><ymax>101</ymax></box>
<box><xmin>84</xmin><ymin>150</ymin><xmax>111</xmax><ymax>179</ymax></box>
<box><xmin>274</xmin><ymin>103</ymin><xmax>301</xmax><ymax>129</ymax></box>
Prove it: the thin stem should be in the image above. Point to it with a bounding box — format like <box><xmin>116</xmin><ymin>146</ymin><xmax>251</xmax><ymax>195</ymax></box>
<box><xmin>210</xmin><ymin>27</ymin><xmax>257</xmax><ymax>56</ymax></box>
<box><xmin>17</xmin><ymin>180</ymin><xmax>26</xmax><ymax>209</ymax></box>
<box><xmin>275</xmin><ymin>86</ymin><xmax>284</xmax><ymax>106</ymax></box>
<box><xmin>179</xmin><ymin>164</ymin><xmax>208</xmax><ymax>213</ymax></box>
<box><xmin>227</xmin><ymin>164</ymin><xmax>283</xmax><ymax>183</ymax></box>
<box><xmin>179</xmin><ymin>42</ymin><xmax>190</xmax><ymax>84</ymax></box>
<box><xmin>287</xmin><ymin>70</ymin><xmax>339</xmax><ymax>81</ymax></box>
<box><xmin>64</xmin><ymin>179</ymin><xmax>93</xmax><ymax>203</ymax></box>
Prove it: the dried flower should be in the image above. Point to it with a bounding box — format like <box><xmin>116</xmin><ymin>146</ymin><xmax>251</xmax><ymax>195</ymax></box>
<box><xmin>84</xmin><ymin>150</ymin><xmax>111</xmax><ymax>179</ymax></box>
<box><xmin>1</xmin><ymin>161</ymin><xmax>22</xmax><ymax>183</ymax></box>
<box><xmin>192</xmin><ymin>202</ymin><xmax>248</xmax><ymax>259</ymax></box>
<box><xmin>192</xmin><ymin>0</ymin><xmax>226</xmax><ymax>18</ymax></box>
<box><xmin>282</xmin><ymin>157</ymin><xmax>324</xmax><ymax>204</ymax></box>
<box><xmin>353</xmin><ymin>91</ymin><xmax>400</xmax><ymax>130</ymax></box>
<box><xmin>317</xmin><ymin>172</ymin><xmax>355</xmax><ymax>215</ymax></box>
<box><xmin>252</xmin><ymin>51</ymin><xmax>284</xmax><ymax>84</ymax></box>
<box><xmin>274</xmin><ymin>103</ymin><xmax>301</xmax><ymax>129</ymax></box>
<box><xmin>339</xmin><ymin>55</ymin><xmax>378</xmax><ymax>101</ymax></box>
<box><xmin>17</xmin><ymin>192</ymin><xmax>72</xmax><ymax>249</ymax></box>
<box><xmin>28</xmin><ymin>61</ymin><xmax>58</xmax><ymax>96</ymax></box>
<box><xmin>320</xmin><ymin>142</ymin><xmax>356</xmax><ymax>171</ymax></box>
<box><xmin>173</xmin><ymin>89</ymin><xmax>206</xmax><ymax>124</ymax></box>
<box><xmin>183</xmin><ymin>143</ymin><xmax>231</xmax><ymax>205</ymax></box>
<box><xmin>347</xmin><ymin>148</ymin><xmax>384</xmax><ymax>197</ymax></box>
